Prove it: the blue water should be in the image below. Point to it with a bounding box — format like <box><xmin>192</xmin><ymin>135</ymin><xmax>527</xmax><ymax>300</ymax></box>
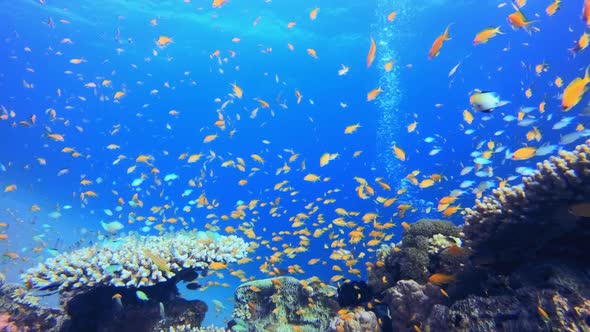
<box><xmin>1</xmin><ymin>0</ymin><xmax>589</xmax><ymax>326</ymax></box>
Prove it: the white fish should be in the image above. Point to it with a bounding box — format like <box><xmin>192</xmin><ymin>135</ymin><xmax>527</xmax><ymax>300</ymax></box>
<box><xmin>164</xmin><ymin>173</ymin><xmax>178</xmax><ymax>182</ymax></box>
<box><xmin>464</xmin><ymin>129</ymin><xmax>475</xmax><ymax>135</ymax></box>
<box><xmin>475</xmin><ymin>170</ymin><xmax>492</xmax><ymax>177</ymax></box>
<box><xmin>429</xmin><ymin>148</ymin><xmax>442</xmax><ymax>156</ymax></box>
<box><xmin>494</xmin><ymin>130</ymin><xmax>505</xmax><ymax>136</ymax></box>
<box><xmin>470</xmin><ymin>91</ymin><xmax>510</xmax><ymax>113</ymax></box>
<box><xmin>424</xmin><ymin>137</ymin><xmax>435</xmax><ymax>143</ymax></box>
<box><xmin>560</xmin><ymin>129</ymin><xmax>590</xmax><ymax>145</ymax></box>
<box><xmin>460</xmin><ymin>166</ymin><xmax>473</xmax><ymax>175</ymax></box>
<box><xmin>101</xmin><ymin>221</ymin><xmax>124</xmax><ymax>233</ymax></box>
<box><xmin>474</xmin><ymin>157</ymin><xmax>491</xmax><ymax>165</ymax></box>
<box><xmin>470</xmin><ymin>151</ymin><xmax>482</xmax><ymax>157</ymax></box>
<box><xmin>48</xmin><ymin>211</ymin><xmax>62</xmax><ymax>219</ymax></box>
<box><xmin>517</xmin><ymin>118</ymin><xmax>537</xmax><ymax>127</ymax></box>
<box><xmin>552</xmin><ymin>117</ymin><xmax>575</xmax><ymax>130</ymax></box>
<box><xmin>520</xmin><ymin>106</ymin><xmax>536</xmax><ymax>113</ymax></box>
<box><xmin>63</xmin><ymin>205</ymin><xmax>72</xmax><ymax>210</ymax></box>
<box><xmin>503</xmin><ymin>115</ymin><xmax>517</xmax><ymax>122</ymax></box>
<box><xmin>535</xmin><ymin>144</ymin><xmax>558</xmax><ymax>156</ymax></box>
<box><xmin>516</xmin><ymin>167</ymin><xmax>535</xmax><ymax>176</ymax></box>
<box><xmin>104</xmin><ymin>209</ymin><xmax>113</xmax><ymax>216</ymax></box>
<box><xmin>460</xmin><ymin>180</ymin><xmax>475</xmax><ymax>188</ymax></box>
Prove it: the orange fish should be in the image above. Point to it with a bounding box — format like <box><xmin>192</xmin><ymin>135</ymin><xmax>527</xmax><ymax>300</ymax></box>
<box><xmin>212</xmin><ymin>0</ymin><xmax>228</xmax><ymax>8</ymax></box>
<box><xmin>367</xmin><ymin>37</ymin><xmax>376</xmax><ymax>68</ymax></box>
<box><xmin>203</xmin><ymin>134</ymin><xmax>218</xmax><ymax>143</ymax></box>
<box><xmin>545</xmin><ymin>0</ymin><xmax>560</xmax><ymax>16</ymax></box>
<box><xmin>231</xmin><ymin>83</ymin><xmax>243</xmax><ymax>98</ymax></box>
<box><xmin>387</xmin><ymin>11</ymin><xmax>397</xmax><ymax>22</ymax></box>
<box><xmin>367</xmin><ymin>87</ymin><xmax>382</xmax><ymax>101</ymax></box>
<box><xmin>156</xmin><ymin>36</ymin><xmax>172</xmax><ymax>47</ymax></box>
<box><xmin>4</xmin><ymin>185</ymin><xmax>16</xmax><ymax>192</ymax></box>
<box><xmin>570</xmin><ymin>32</ymin><xmax>589</xmax><ymax>55</ymax></box>
<box><xmin>310</xmin><ymin>7</ymin><xmax>319</xmax><ymax>20</ymax></box>
<box><xmin>47</xmin><ymin>133</ymin><xmax>64</xmax><ymax>141</ymax></box>
<box><xmin>511</xmin><ymin>147</ymin><xmax>537</xmax><ymax>160</ymax></box>
<box><xmin>209</xmin><ymin>262</ymin><xmax>227</xmax><ymax>269</ymax></box>
<box><xmin>473</xmin><ymin>27</ymin><xmax>503</xmax><ymax>45</ymax></box>
<box><xmin>562</xmin><ymin>65</ymin><xmax>590</xmax><ymax>111</ymax></box>
<box><xmin>307</xmin><ymin>48</ymin><xmax>318</xmax><ymax>59</ymax></box>
<box><xmin>384</xmin><ymin>61</ymin><xmax>394</xmax><ymax>72</ymax></box>
<box><xmin>508</xmin><ymin>5</ymin><xmax>535</xmax><ymax>32</ymax></box>
<box><xmin>392</xmin><ymin>145</ymin><xmax>405</xmax><ymax>161</ymax></box>
<box><xmin>429</xmin><ymin>24</ymin><xmax>452</xmax><ymax>59</ymax></box>
<box><xmin>428</xmin><ymin>273</ymin><xmax>455</xmax><ymax>285</ymax></box>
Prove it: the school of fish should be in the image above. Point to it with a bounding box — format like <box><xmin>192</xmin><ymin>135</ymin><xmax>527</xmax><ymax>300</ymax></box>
<box><xmin>0</xmin><ymin>0</ymin><xmax>589</xmax><ymax>316</ymax></box>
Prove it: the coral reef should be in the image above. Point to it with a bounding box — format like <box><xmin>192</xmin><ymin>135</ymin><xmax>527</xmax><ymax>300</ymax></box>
<box><xmin>21</xmin><ymin>231</ymin><xmax>249</xmax><ymax>294</ymax></box>
<box><xmin>4</xmin><ymin>231</ymin><xmax>249</xmax><ymax>332</ymax></box>
<box><xmin>383</xmin><ymin>280</ymin><xmax>445</xmax><ymax>331</ymax></box>
<box><xmin>59</xmin><ymin>279</ymin><xmax>207</xmax><ymax>332</ymax></box>
<box><xmin>464</xmin><ymin>140</ymin><xmax>590</xmax><ymax>271</ymax></box>
<box><xmin>230</xmin><ymin>276</ymin><xmax>339</xmax><ymax>331</ymax></box>
<box><xmin>373</xmin><ymin>141</ymin><xmax>590</xmax><ymax>332</ymax></box>
<box><xmin>328</xmin><ymin>306</ymin><xmax>380</xmax><ymax>332</ymax></box>
<box><xmin>368</xmin><ymin>219</ymin><xmax>462</xmax><ymax>294</ymax></box>
<box><xmin>0</xmin><ymin>280</ymin><xmax>65</xmax><ymax>331</ymax></box>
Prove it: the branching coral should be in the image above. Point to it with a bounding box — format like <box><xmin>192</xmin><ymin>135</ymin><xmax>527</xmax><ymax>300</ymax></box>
<box><xmin>21</xmin><ymin>231</ymin><xmax>249</xmax><ymax>292</ymax></box>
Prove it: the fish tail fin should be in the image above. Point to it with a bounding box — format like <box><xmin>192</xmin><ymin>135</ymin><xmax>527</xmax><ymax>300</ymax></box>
<box><xmin>444</xmin><ymin>23</ymin><xmax>454</xmax><ymax>40</ymax></box>
<box><xmin>585</xmin><ymin>64</ymin><xmax>590</xmax><ymax>81</ymax></box>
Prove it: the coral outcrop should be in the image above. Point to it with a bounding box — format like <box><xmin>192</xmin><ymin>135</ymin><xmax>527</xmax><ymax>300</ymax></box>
<box><xmin>328</xmin><ymin>306</ymin><xmax>380</xmax><ymax>332</ymax></box>
<box><xmin>368</xmin><ymin>219</ymin><xmax>463</xmax><ymax>294</ymax></box>
<box><xmin>230</xmin><ymin>276</ymin><xmax>339</xmax><ymax>331</ymax></box>
<box><xmin>464</xmin><ymin>140</ymin><xmax>590</xmax><ymax>271</ymax></box>
<box><xmin>373</xmin><ymin>140</ymin><xmax>590</xmax><ymax>332</ymax></box>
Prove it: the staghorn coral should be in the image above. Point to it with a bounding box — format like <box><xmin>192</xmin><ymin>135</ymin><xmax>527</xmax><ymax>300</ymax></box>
<box><xmin>21</xmin><ymin>231</ymin><xmax>249</xmax><ymax>293</ymax></box>
<box><xmin>464</xmin><ymin>140</ymin><xmax>590</xmax><ymax>270</ymax></box>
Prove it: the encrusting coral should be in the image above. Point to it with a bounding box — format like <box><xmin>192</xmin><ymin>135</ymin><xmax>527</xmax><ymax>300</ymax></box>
<box><xmin>21</xmin><ymin>231</ymin><xmax>249</xmax><ymax>293</ymax></box>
